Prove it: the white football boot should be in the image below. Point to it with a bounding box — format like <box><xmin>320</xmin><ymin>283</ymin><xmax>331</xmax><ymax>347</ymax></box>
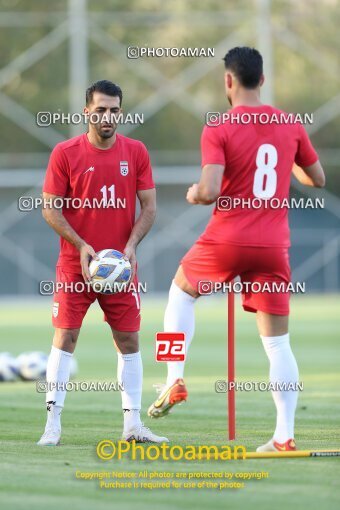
<box><xmin>122</xmin><ymin>423</ymin><xmax>169</xmax><ymax>443</ymax></box>
<box><xmin>37</xmin><ymin>427</ymin><xmax>61</xmax><ymax>446</ymax></box>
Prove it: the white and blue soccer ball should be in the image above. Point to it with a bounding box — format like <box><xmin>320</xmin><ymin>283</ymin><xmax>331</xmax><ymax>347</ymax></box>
<box><xmin>17</xmin><ymin>351</ymin><xmax>48</xmax><ymax>381</ymax></box>
<box><xmin>0</xmin><ymin>352</ymin><xmax>19</xmax><ymax>382</ymax></box>
<box><xmin>17</xmin><ymin>352</ymin><xmax>78</xmax><ymax>381</ymax></box>
<box><xmin>89</xmin><ymin>249</ymin><xmax>132</xmax><ymax>294</ymax></box>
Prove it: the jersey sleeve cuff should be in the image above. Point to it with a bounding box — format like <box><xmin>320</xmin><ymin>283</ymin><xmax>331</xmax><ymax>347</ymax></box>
<box><xmin>42</xmin><ymin>188</ymin><xmax>67</xmax><ymax>197</ymax></box>
<box><xmin>201</xmin><ymin>160</ymin><xmax>225</xmax><ymax>167</ymax></box>
<box><xmin>136</xmin><ymin>185</ymin><xmax>156</xmax><ymax>191</ymax></box>
<box><xmin>295</xmin><ymin>155</ymin><xmax>318</xmax><ymax>168</ymax></box>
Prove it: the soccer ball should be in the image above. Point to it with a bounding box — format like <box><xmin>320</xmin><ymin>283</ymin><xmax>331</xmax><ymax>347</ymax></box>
<box><xmin>0</xmin><ymin>352</ymin><xmax>19</xmax><ymax>382</ymax></box>
<box><xmin>17</xmin><ymin>352</ymin><xmax>78</xmax><ymax>381</ymax></box>
<box><xmin>89</xmin><ymin>249</ymin><xmax>132</xmax><ymax>294</ymax></box>
<box><xmin>17</xmin><ymin>351</ymin><xmax>48</xmax><ymax>381</ymax></box>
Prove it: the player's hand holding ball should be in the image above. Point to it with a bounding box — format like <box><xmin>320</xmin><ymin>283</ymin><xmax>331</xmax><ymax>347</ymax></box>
<box><xmin>88</xmin><ymin>249</ymin><xmax>132</xmax><ymax>294</ymax></box>
<box><xmin>79</xmin><ymin>242</ymin><xmax>99</xmax><ymax>282</ymax></box>
<box><xmin>123</xmin><ymin>243</ymin><xmax>137</xmax><ymax>281</ymax></box>
<box><xmin>186</xmin><ymin>183</ymin><xmax>199</xmax><ymax>204</ymax></box>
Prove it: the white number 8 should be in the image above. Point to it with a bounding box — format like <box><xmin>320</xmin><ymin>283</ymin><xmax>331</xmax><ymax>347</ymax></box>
<box><xmin>252</xmin><ymin>144</ymin><xmax>278</xmax><ymax>199</ymax></box>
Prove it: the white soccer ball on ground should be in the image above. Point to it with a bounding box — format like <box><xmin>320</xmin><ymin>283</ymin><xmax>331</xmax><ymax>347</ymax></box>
<box><xmin>17</xmin><ymin>352</ymin><xmax>78</xmax><ymax>381</ymax></box>
<box><xmin>0</xmin><ymin>352</ymin><xmax>19</xmax><ymax>382</ymax></box>
<box><xmin>89</xmin><ymin>249</ymin><xmax>132</xmax><ymax>294</ymax></box>
<box><xmin>17</xmin><ymin>351</ymin><xmax>48</xmax><ymax>381</ymax></box>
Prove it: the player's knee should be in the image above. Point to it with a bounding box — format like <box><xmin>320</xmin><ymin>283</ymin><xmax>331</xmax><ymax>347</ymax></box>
<box><xmin>174</xmin><ymin>265</ymin><xmax>199</xmax><ymax>298</ymax></box>
<box><xmin>53</xmin><ymin>328</ymin><xmax>79</xmax><ymax>352</ymax></box>
<box><xmin>112</xmin><ymin>330</ymin><xmax>139</xmax><ymax>354</ymax></box>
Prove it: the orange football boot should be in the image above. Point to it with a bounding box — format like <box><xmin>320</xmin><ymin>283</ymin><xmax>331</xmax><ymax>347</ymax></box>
<box><xmin>257</xmin><ymin>438</ymin><xmax>297</xmax><ymax>452</ymax></box>
<box><xmin>148</xmin><ymin>378</ymin><xmax>188</xmax><ymax>418</ymax></box>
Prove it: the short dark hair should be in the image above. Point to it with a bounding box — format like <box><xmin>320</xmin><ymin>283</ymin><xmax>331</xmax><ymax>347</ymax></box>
<box><xmin>86</xmin><ymin>80</ymin><xmax>123</xmax><ymax>106</ymax></box>
<box><xmin>223</xmin><ymin>47</ymin><xmax>263</xmax><ymax>89</ymax></box>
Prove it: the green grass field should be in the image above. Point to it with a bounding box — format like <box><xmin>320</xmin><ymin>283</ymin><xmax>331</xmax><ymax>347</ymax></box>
<box><xmin>0</xmin><ymin>295</ymin><xmax>339</xmax><ymax>510</ymax></box>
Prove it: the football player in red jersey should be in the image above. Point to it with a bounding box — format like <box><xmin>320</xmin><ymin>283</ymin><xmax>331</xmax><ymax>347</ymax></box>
<box><xmin>148</xmin><ymin>47</ymin><xmax>325</xmax><ymax>452</ymax></box>
<box><xmin>38</xmin><ymin>80</ymin><xmax>168</xmax><ymax>445</ymax></box>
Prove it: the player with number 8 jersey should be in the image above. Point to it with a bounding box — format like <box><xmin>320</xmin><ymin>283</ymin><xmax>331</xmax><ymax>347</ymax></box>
<box><xmin>148</xmin><ymin>48</ymin><xmax>325</xmax><ymax>454</ymax></box>
<box><xmin>180</xmin><ymin>102</ymin><xmax>319</xmax><ymax>315</ymax></box>
<box><xmin>196</xmin><ymin>106</ymin><xmax>318</xmax><ymax>249</ymax></box>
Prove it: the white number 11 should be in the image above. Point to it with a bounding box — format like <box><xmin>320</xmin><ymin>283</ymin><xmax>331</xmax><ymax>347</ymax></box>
<box><xmin>100</xmin><ymin>184</ymin><xmax>115</xmax><ymax>204</ymax></box>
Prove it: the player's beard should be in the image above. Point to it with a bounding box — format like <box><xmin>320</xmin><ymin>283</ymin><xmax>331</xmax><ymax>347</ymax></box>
<box><xmin>227</xmin><ymin>93</ymin><xmax>233</xmax><ymax>106</ymax></box>
<box><xmin>97</xmin><ymin>123</ymin><xmax>116</xmax><ymax>139</ymax></box>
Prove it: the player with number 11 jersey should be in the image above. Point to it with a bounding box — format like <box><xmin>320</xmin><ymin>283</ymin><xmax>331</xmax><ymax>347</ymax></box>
<box><xmin>38</xmin><ymin>80</ymin><xmax>168</xmax><ymax>447</ymax></box>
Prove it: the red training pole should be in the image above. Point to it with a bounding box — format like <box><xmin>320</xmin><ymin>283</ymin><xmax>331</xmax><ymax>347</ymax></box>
<box><xmin>228</xmin><ymin>281</ymin><xmax>236</xmax><ymax>440</ymax></box>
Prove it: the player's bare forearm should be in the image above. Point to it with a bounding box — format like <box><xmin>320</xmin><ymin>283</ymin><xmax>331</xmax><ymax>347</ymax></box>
<box><xmin>196</xmin><ymin>184</ymin><xmax>218</xmax><ymax>204</ymax></box>
<box><xmin>42</xmin><ymin>192</ymin><xmax>98</xmax><ymax>281</ymax></box>
<box><xmin>125</xmin><ymin>208</ymin><xmax>155</xmax><ymax>249</ymax></box>
<box><xmin>125</xmin><ymin>189</ymin><xmax>156</xmax><ymax>250</ymax></box>
<box><xmin>186</xmin><ymin>183</ymin><xmax>217</xmax><ymax>205</ymax></box>
<box><xmin>292</xmin><ymin>162</ymin><xmax>325</xmax><ymax>188</ymax></box>
<box><xmin>42</xmin><ymin>193</ymin><xmax>84</xmax><ymax>250</ymax></box>
<box><xmin>186</xmin><ymin>164</ymin><xmax>224</xmax><ymax>205</ymax></box>
<box><xmin>123</xmin><ymin>189</ymin><xmax>156</xmax><ymax>278</ymax></box>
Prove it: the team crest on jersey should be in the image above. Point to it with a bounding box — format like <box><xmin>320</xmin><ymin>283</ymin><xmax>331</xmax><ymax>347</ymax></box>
<box><xmin>52</xmin><ymin>302</ymin><xmax>59</xmax><ymax>318</ymax></box>
<box><xmin>120</xmin><ymin>161</ymin><xmax>129</xmax><ymax>176</ymax></box>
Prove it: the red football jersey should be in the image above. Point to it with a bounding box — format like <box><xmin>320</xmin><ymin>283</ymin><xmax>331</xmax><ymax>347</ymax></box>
<box><xmin>200</xmin><ymin>105</ymin><xmax>318</xmax><ymax>247</ymax></box>
<box><xmin>43</xmin><ymin>133</ymin><xmax>155</xmax><ymax>271</ymax></box>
